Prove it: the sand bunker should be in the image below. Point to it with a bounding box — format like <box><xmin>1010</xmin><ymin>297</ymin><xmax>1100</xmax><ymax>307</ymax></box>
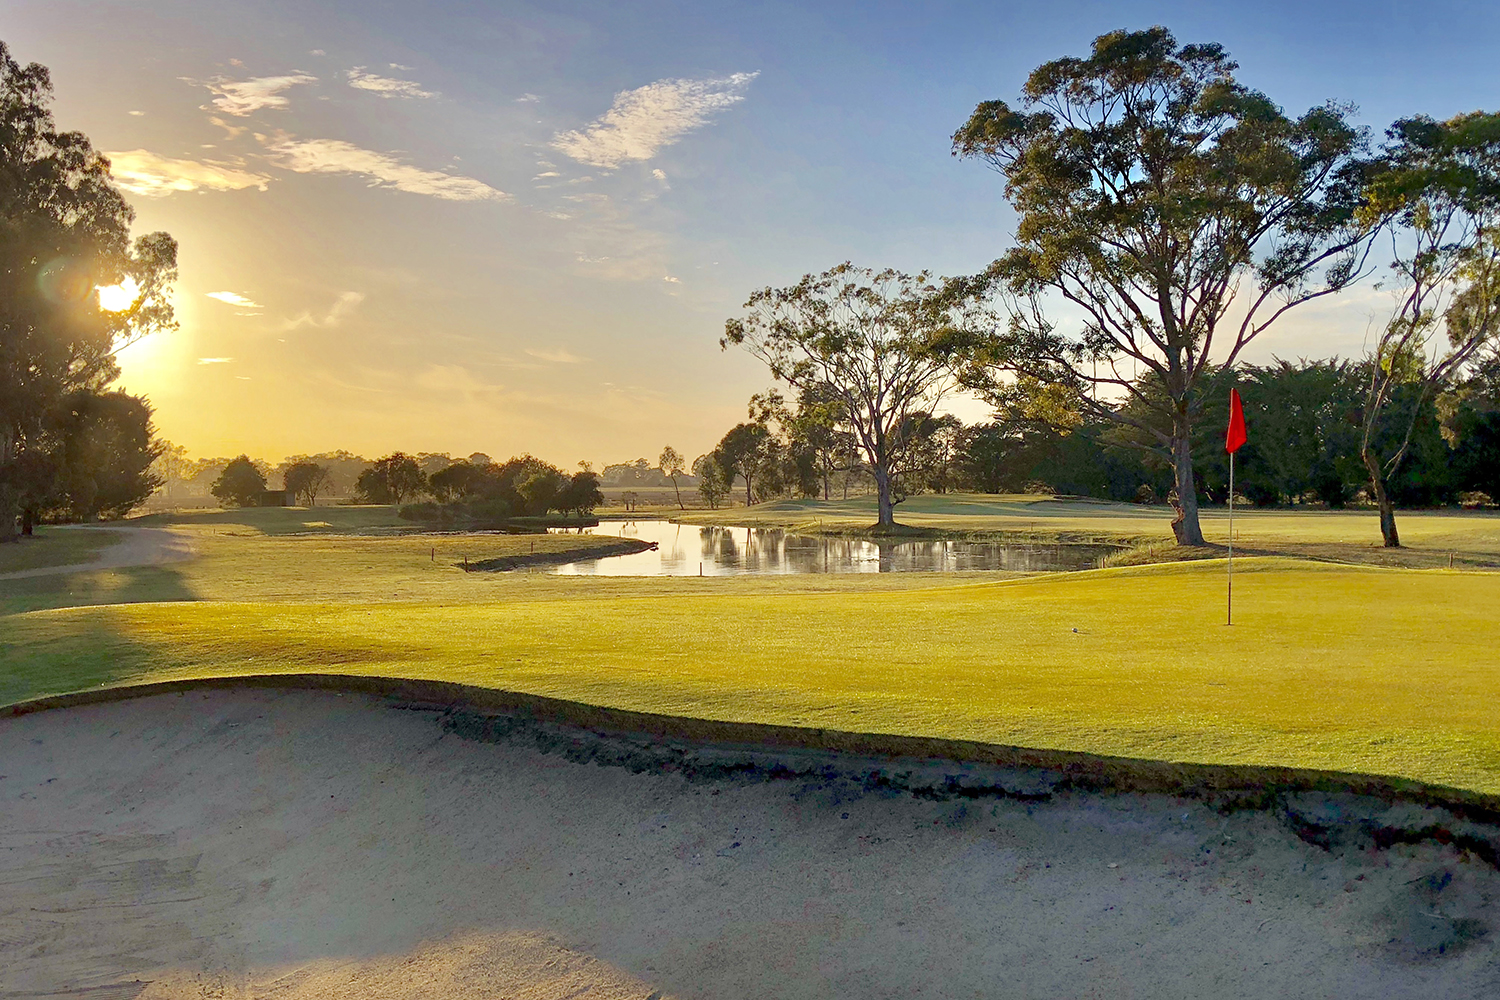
<box><xmin>3</xmin><ymin>686</ymin><xmax>1499</xmax><ymax>998</ymax></box>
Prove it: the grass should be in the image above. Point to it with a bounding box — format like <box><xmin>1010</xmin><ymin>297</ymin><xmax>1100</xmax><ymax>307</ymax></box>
<box><xmin>0</xmin><ymin>526</ymin><xmax>121</xmax><ymax>574</ymax></box>
<box><xmin>5</xmin><ymin>557</ymin><xmax>1500</xmax><ymax>793</ymax></box>
<box><xmin>5</xmin><ymin>498</ymin><xmax>1500</xmax><ymax>797</ymax></box>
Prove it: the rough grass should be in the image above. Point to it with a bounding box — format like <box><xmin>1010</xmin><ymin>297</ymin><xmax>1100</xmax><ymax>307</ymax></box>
<box><xmin>0</xmin><ymin>526</ymin><xmax>121</xmax><ymax>574</ymax></box>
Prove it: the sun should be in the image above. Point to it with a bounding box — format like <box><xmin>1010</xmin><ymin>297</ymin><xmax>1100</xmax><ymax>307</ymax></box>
<box><xmin>96</xmin><ymin>278</ymin><xmax>140</xmax><ymax>312</ymax></box>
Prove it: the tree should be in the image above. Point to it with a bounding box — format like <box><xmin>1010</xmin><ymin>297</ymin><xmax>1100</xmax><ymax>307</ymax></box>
<box><xmin>558</xmin><ymin>470</ymin><xmax>604</xmax><ymax>515</ymax></box>
<box><xmin>517</xmin><ymin>467</ymin><xmax>566</xmax><ymax>515</ymax></box>
<box><xmin>1356</xmin><ymin>112</ymin><xmax>1500</xmax><ymax>546</ymax></box>
<box><xmin>712</xmin><ymin>421</ymin><xmax>773</xmax><ymax>506</ymax></box>
<box><xmin>210</xmin><ymin>456</ymin><xmax>267</xmax><ymax>508</ymax></box>
<box><xmin>620</xmin><ymin>490</ymin><xmax>641</xmax><ymax>512</ymax></box>
<box><xmin>724</xmin><ymin>264</ymin><xmax>957</xmax><ymax>528</ymax></box>
<box><xmin>283</xmin><ymin>461</ymin><xmax>332</xmax><ymax>507</ymax></box>
<box><xmin>788</xmin><ymin>384</ymin><xmax>857</xmax><ymax>500</ymax></box>
<box><xmin>52</xmin><ymin>390</ymin><xmax>163</xmax><ymax>520</ymax></box>
<box><xmin>0</xmin><ymin>42</ymin><xmax>177</xmax><ymax>540</ymax></box>
<box><xmin>355</xmin><ymin>452</ymin><xmax>425</xmax><ymax>504</ymax></box>
<box><xmin>693</xmin><ymin>454</ymin><xmax>729</xmax><ymax>508</ymax></box>
<box><xmin>428</xmin><ymin>460</ymin><xmax>488</xmax><ymax>502</ymax></box>
<box><xmin>150</xmin><ymin>440</ymin><xmax>190</xmax><ymax>502</ymax></box>
<box><xmin>949</xmin><ymin>26</ymin><xmax>1373</xmax><ymax>545</ymax></box>
<box><xmin>659</xmin><ymin>445</ymin><xmax>686</xmax><ymax>508</ymax></box>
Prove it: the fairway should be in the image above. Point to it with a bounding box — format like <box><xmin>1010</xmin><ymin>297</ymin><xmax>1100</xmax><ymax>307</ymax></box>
<box><xmin>6</xmin><ymin>519</ymin><xmax>1500</xmax><ymax>795</ymax></box>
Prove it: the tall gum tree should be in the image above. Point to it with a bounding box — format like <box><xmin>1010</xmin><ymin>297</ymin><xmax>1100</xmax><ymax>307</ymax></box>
<box><xmin>1356</xmin><ymin>112</ymin><xmax>1500</xmax><ymax>547</ymax></box>
<box><xmin>0</xmin><ymin>41</ymin><xmax>177</xmax><ymax>540</ymax></box>
<box><xmin>949</xmin><ymin>27</ymin><xmax>1373</xmax><ymax>546</ymax></box>
<box><xmin>723</xmin><ymin>263</ymin><xmax>956</xmax><ymax>529</ymax></box>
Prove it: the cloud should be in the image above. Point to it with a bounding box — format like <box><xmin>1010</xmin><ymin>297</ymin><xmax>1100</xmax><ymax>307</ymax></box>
<box><xmin>128</xmin><ymin>110</ymin><xmax>145</xmax><ymax>117</ymax></box>
<box><xmin>662</xmin><ymin>275</ymin><xmax>680</xmax><ymax>283</ymax></box>
<box><xmin>265</xmin><ymin>137</ymin><xmax>507</xmax><ymax>201</ymax></box>
<box><xmin>280</xmin><ymin>290</ymin><xmax>366</xmax><ymax>330</ymax></box>
<box><xmin>310</xmin><ymin>49</ymin><xmax>326</xmax><ymax>56</ymax></box>
<box><xmin>209</xmin><ymin>116</ymin><xmax>249</xmax><ymax>139</ymax></box>
<box><xmin>196</xmin><ymin>74</ymin><xmax>317</xmax><ymax>116</ymax></box>
<box><xmin>534</xmin><ymin>171</ymin><xmax>561</xmax><ymax>179</ymax></box>
<box><xmin>525</xmin><ymin>347</ymin><xmax>587</xmax><ymax>364</ymax></box>
<box><xmin>516</xmin><ymin>93</ymin><xmax>541</xmax><ymax>103</ymax></box>
<box><xmin>347</xmin><ymin>68</ymin><xmax>438</xmax><ymax>99</ymax></box>
<box><xmin>551</xmin><ymin>72</ymin><xmax>757</xmax><ymax>169</ymax></box>
<box><xmin>197</xmin><ymin>357</ymin><xmax>234</xmax><ymax>365</ymax></box>
<box><xmin>652</xmin><ymin>168</ymin><xmax>667</xmax><ymax>181</ymax></box>
<box><xmin>105</xmin><ymin>149</ymin><xmax>272</xmax><ymax>197</ymax></box>
<box><xmin>206</xmin><ymin>291</ymin><xmax>262</xmax><ymax>308</ymax></box>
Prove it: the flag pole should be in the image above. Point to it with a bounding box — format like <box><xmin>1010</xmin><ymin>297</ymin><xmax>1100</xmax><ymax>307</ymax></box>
<box><xmin>1227</xmin><ymin>450</ymin><xmax>1234</xmax><ymax>627</ymax></box>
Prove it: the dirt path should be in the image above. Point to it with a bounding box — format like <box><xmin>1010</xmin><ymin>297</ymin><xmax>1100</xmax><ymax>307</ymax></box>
<box><xmin>3</xmin><ymin>687</ymin><xmax>1498</xmax><ymax>998</ymax></box>
<box><xmin>0</xmin><ymin>526</ymin><xmax>194</xmax><ymax>581</ymax></box>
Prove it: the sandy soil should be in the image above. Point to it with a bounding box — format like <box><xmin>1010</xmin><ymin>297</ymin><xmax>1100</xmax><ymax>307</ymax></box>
<box><xmin>2</xmin><ymin>688</ymin><xmax>1498</xmax><ymax>999</ymax></box>
<box><xmin>0</xmin><ymin>527</ymin><xmax>194</xmax><ymax>581</ymax></box>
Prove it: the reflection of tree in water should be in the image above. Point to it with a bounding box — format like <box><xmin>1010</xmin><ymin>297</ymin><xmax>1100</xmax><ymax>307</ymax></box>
<box><xmin>657</xmin><ymin>522</ymin><xmax>688</xmax><ymax>572</ymax></box>
<box><xmin>557</xmin><ymin>519</ymin><xmax>1120</xmax><ymax>574</ymax></box>
<box><xmin>702</xmin><ymin>526</ymin><xmax>739</xmax><ymax>569</ymax></box>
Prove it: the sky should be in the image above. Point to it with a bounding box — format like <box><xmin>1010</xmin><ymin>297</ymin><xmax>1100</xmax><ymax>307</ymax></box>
<box><xmin>9</xmin><ymin>0</ymin><xmax>1500</xmax><ymax>467</ymax></box>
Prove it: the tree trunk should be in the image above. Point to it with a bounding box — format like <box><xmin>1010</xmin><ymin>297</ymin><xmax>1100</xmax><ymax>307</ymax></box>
<box><xmin>1170</xmin><ymin>427</ymin><xmax>1206</xmax><ymax>546</ymax></box>
<box><xmin>873</xmin><ymin>465</ymin><xmax>895</xmax><ymax>527</ymax></box>
<box><xmin>21</xmin><ymin>507</ymin><xmax>35</xmax><ymax>536</ymax></box>
<box><xmin>744</xmin><ymin>473</ymin><xmax>753</xmax><ymax>506</ymax></box>
<box><xmin>671</xmin><ymin>477</ymin><xmax>683</xmax><ymax>509</ymax></box>
<box><xmin>1361</xmin><ymin>447</ymin><xmax>1401</xmax><ymax>547</ymax></box>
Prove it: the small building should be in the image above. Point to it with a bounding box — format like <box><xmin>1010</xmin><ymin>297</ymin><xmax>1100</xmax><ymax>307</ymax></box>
<box><xmin>257</xmin><ymin>489</ymin><xmax>296</xmax><ymax>507</ymax></box>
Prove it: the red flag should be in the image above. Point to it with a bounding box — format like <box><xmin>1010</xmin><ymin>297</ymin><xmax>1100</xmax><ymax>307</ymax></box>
<box><xmin>1225</xmin><ymin>389</ymin><xmax>1247</xmax><ymax>454</ymax></box>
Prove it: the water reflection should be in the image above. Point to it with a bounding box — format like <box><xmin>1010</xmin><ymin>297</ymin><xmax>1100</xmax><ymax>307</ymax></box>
<box><xmin>548</xmin><ymin>520</ymin><xmax>1118</xmax><ymax>576</ymax></box>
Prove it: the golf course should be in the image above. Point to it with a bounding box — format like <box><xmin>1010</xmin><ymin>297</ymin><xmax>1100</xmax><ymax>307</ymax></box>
<box><xmin>6</xmin><ymin>496</ymin><xmax>1500</xmax><ymax>798</ymax></box>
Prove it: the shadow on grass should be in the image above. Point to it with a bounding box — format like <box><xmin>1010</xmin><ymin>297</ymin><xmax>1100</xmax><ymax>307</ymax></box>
<box><xmin>0</xmin><ymin>564</ymin><xmax>201</xmax><ymax>704</ymax></box>
<box><xmin>0</xmin><ymin>563</ymin><xmax>198</xmax><ymax>615</ymax></box>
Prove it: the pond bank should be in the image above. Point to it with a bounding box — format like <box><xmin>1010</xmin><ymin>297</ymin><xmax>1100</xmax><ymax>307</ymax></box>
<box><xmin>463</xmin><ymin>537</ymin><xmax>654</xmax><ymax>572</ymax></box>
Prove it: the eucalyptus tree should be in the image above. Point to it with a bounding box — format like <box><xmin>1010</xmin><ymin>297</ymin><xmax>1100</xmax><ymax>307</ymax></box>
<box><xmin>659</xmin><ymin>445</ymin><xmax>686</xmax><ymax>508</ymax></box>
<box><xmin>1356</xmin><ymin>112</ymin><xmax>1500</xmax><ymax>547</ymax></box>
<box><xmin>723</xmin><ymin>263</ymin><xmax>957</xmax><ymax>528</ymax></box>
<box><xmin>948</xmin><ymin>26</ymin><xmax>1374</xmax><ymax>545</ymax></box>
<box><xmin>0</xmin><ymin>41</ymin><xmax>177</xmax><ymax>539</ymax></box>
<box><xmin>283</xmin><ymin>460</ymin><xmax>333</xmax><ymax>507</ymax></box>
<box><xmin>692</xmin><ymin>454</ymin><xmax>730</xmax><ymax>508</ymax></box>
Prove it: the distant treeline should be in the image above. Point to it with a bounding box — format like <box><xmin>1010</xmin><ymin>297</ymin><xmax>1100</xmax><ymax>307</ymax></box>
<box><xmin>696</xmin><ymin>359</ymin><xmax>1500</xmax><ymax>509</ymax></box>
<box><xmin>186</xmin><ymin>451</ymin><xmax>608</xmax><ymax>523</ymax></box>
<box><xmin>155</xmin><ymin>451</ymin><xmax>697</xmax><ymax>503</ymax></box>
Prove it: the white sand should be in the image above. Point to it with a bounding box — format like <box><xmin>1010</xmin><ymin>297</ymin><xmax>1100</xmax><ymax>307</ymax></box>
<box><xmin>2</xmin><ymin>688</ymin><xmax>1498</xmax><ymax>998</ymax></box>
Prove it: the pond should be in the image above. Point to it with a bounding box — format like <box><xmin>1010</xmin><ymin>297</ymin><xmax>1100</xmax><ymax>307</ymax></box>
<box><xmin>546</xmin><ymin>520</ymin><xmax>1120</xmax><ymax>576</ymax></box>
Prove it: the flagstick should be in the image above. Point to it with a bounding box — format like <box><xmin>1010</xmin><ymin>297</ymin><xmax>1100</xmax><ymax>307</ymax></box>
<box><xmin>1227</xmin><ymin>451</ymin><xmax>1234</xmax><ymax>627</ymax></box>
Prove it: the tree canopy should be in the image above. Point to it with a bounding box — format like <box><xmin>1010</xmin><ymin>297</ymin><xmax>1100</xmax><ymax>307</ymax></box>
<box><xmin>1355</xmin><ymin>111</ymin><xmax>1500</xmax><ymax>546</ymax></box>
<box><xmin>0</xmin><ymin>41</ymin><xmax>177</xmax><ymax>537</ymax></box>
<box><xmin>210</xmin><ymin>456</ymin><xmax>267</xmax><ymax>508</ymax></box>
<box><xmin>948</xmin><ymin>26</ymin><xmax>1373</xmax><ymax>545</ymax></box>
<box><xmin>723</xmin><ymin>263</ymin><xmax>957</xmax><ymax>528</ymax></box>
